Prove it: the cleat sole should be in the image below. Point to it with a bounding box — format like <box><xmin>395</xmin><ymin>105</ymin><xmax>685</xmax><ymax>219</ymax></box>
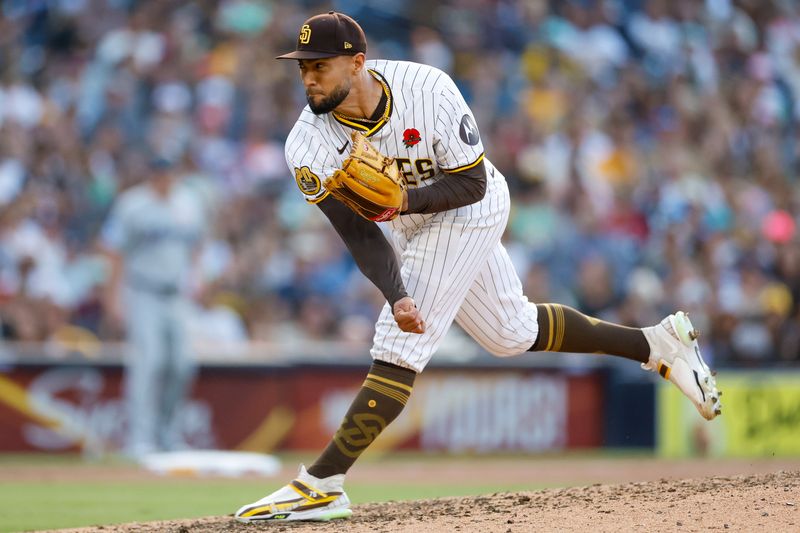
<box><xmin>316</xmin><ymin>508</ymin><xmax>353</xmax><ymax>521</ymax></box>
<box><xmin>235</xmin><ymin>507</ymin><xmax>352</xmax><ymax>523</ymax></box>
<box><xmin>674</xmin><ymin>312</ymin><xmax>696</xmax><ymax>346</ymax></box>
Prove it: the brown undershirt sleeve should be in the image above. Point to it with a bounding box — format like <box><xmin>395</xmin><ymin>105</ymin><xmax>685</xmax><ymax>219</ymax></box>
<box><xmin>404</xmin><ymin>160</ymin><xmax>487</xmax><ymax>214</ymax></box>
<box><xmin>318</xmin><ymin>195</ymin><xmax>407</xmax><ymax>306</ymax></box>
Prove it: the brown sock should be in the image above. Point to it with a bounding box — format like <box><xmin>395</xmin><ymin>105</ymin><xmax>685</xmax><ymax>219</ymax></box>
<box><xmin>530</xmin><ymin>304</ymin><xmax>650</xmax><ymax>363</ymax></box>
<box><xmin>307</xmin><ymin>360</ymin><xmax>416</xmax><ymax>478</ymax></box>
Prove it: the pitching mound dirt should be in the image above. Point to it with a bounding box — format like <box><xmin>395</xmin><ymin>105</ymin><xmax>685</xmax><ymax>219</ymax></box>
<box><xmin>53</xmin><ymin>470</ymin><xmax>799</xmax><ymax>533</ymax></box>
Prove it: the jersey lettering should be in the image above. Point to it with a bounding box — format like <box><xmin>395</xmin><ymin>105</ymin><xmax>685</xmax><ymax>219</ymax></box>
<box><xmin>394</xmin><ymin>158</ymin><xmax>436</xmax><ymax>185</ymax></box>
<box><xmin>395</xmin><ymin>158</ymin><xmax>414</xmax><ymax>185</ymax></box>
<box><xmin>415</xmin><ymin>159</ymin><xmax>435</xmax><ymax>180</ymax></box>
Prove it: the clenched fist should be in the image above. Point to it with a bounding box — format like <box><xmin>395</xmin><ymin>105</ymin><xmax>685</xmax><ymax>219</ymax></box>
<box><xmin>393</xmin><ymin>296</ymin><xmax>426</xmax><ymax>334</ymax></box>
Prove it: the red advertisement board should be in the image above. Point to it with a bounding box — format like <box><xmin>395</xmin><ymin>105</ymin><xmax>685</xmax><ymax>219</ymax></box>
<box><xmin>0</xmin><ymin>365</ymin><xmax>603</xmax><ymax>453</ymax></box>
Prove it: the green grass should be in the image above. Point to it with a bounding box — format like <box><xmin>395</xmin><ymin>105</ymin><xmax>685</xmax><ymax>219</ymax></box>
<box><xmin>0</xmin><ymin>478</ymin><xmax>545</xmax><ymax>532</ymax></box>
<box><xmin>2</xmin><ymin>450</ymin><xmax>654</xmax><ymax>532</ymax></box>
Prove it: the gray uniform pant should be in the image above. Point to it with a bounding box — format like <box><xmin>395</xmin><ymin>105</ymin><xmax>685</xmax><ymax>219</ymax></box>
<box><xmin>123</xmin><ymin>286</ymin><xmax>195</xmax><ymax>454</ymax></box>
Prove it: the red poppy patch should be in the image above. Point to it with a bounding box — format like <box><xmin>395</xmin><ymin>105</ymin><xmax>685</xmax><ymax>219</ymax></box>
<box><xmin>403</xmin><ymin>128</ymin><xmax>421</xmax><ymax>147</ymax></box>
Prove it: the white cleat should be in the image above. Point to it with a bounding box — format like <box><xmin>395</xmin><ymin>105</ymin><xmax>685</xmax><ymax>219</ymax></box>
<box><xmin>234</xmin><ymin>465</ymin><xmax>352</xmax><ymax>522</ymax></box>
<box><xmin>642</xmin><ymin>312</ymin><xmax>722</xmax><ymax>420</ymax></box>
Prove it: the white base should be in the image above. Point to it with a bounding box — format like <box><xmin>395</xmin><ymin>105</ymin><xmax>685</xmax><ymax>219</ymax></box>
<box><xmin>140</xmin><ymin>450</ymin><xmax>281</xmax><ymax>477</ymax></box>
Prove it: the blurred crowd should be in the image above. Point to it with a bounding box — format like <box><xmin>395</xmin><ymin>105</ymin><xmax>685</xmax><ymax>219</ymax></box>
<box><xmin>0</xmin><ymin>0</ymin><xmax>798</xmax><ymax>367</ymax></box>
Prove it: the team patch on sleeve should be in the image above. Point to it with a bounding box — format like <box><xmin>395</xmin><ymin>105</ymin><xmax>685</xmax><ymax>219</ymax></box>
<box><xmin>294</xmin><ymin>166</ymin><xmax>322</xmax><ymax>195</ymax></box>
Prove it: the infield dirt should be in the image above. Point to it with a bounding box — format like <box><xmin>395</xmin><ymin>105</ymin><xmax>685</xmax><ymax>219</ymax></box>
<box><xmin>51</xmin><ymin>469</ymin><xmax>799</xmax><ymax>533</ymax></box>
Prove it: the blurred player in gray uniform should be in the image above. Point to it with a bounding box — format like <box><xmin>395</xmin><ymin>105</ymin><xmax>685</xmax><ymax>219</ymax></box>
<box><xmin>101</xmin><ymin>157</ymin><xmax>206</xmax><ymax>458</ymax></box>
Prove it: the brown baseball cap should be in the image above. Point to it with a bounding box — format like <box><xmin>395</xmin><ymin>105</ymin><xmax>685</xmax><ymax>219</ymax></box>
<box><xmin>276</xmin><ymin>11</ymin><xmax>367</xmax><ymax>60</ymax></box>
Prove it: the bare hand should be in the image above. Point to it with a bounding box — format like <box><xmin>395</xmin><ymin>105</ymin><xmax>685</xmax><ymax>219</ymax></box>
<box><xmin>393</xmin><ymin>296</ymin><xmax>426</xmax><ymax>334</ymax></box>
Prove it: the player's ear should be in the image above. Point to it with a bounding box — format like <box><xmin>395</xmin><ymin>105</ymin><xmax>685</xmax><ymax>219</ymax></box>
<box><xmin>352</xmin><ymin>53</ymin><xmax>365</xmax><ymax>73</ymax></box>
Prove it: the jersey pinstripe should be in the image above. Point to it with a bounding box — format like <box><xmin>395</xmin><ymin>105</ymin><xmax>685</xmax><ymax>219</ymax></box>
<box><xmin>285</xmin><ymin>59</ymin><xmax>539</xmax><ymax>372</ymax></box>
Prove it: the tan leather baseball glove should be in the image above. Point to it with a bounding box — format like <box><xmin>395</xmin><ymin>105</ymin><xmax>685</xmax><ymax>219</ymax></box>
<box><xmin>324</xmin><ymin>131</ymin><xmax>406</xmax><ymax>222</ymax></box>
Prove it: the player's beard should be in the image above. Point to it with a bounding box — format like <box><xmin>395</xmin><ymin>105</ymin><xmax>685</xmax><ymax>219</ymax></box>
<box><xmin>307</xmin><ymin>80</ymin><xmax>351</xmax><ymax>115</ymax></box>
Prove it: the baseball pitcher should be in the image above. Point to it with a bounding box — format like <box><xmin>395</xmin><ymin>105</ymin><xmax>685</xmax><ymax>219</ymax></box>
<box><xmin>235</xmin><ymin>11</ymin><xmax>722</xmax><ymax>522</ymax></box>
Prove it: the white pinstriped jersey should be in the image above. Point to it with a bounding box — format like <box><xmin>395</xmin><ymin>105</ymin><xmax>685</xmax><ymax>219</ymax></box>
<box><xmin>285</xmin><ymin>59</ymin><xmax>539</xmax><ymax>372</ymax></box>
<box><xmin>285</xmin><ymin>60</ymin><xmax>486</xmax><ymax>224</ymax></box>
